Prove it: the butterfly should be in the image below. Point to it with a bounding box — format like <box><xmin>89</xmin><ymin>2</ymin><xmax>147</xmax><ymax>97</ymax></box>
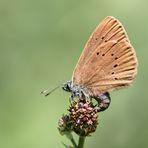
<box><xmin>62</xmin><ymin>16</ymin><xmax>138</xmax><ymax>112</ymax></box>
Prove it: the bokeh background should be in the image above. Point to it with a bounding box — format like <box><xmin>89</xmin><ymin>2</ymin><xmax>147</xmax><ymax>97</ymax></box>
<box><xmin>0</xmin><ymin>0</ymin><xmax>147</xmax><ymax>148</ymax></box>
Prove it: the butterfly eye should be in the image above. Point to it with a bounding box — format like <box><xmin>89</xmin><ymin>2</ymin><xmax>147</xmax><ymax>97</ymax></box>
<box><xmin>62</xmin><ymin>82</ymin><xmax>71</xmax><ymax>92</ymax></box>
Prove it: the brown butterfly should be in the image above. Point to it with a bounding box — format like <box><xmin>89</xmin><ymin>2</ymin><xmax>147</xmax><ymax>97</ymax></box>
<box><xmin>62</xmin><ymin>16</ymin><xmax>138</xmax><ymax>112</ymax></box>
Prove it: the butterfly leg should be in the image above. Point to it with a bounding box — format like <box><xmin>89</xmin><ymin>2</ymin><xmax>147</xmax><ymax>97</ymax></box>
<box><xmin>94</xmin><ymin>92</ymin><xmax>111</xmax><ymax>112</ymax></box>
<box><xmin>69</xmin><ymin>94</ymin><xmax>75</xmax><ymax>104</ymax></box>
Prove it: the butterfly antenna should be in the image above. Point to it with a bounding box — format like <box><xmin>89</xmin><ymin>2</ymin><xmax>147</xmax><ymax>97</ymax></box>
<box><xmin>41</xmin><ymin>85</ymin><xmax>61</xmax><ymax>96</ymax></box>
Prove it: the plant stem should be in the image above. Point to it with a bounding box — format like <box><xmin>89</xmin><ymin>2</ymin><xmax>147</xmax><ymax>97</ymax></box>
<box><xmin>70</xmin><ymin>137</ymin><xmax>77</xmax><ymax>148</ymax></box>
<box><xmin>77</xmin><ymin>136</ymin><xmax>86</xmax><ymax>148</ymax></box>
<box><xmin>66</xmin><ymin>133</ymin><xmax>77</xmax><ymax>148</ymax></box>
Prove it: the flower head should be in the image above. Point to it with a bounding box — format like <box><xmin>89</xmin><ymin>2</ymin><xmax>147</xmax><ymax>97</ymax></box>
<box><xmin>69</xmin><ymin>99</ymin><xmax>98</xmax><ymax>136</ymax></box>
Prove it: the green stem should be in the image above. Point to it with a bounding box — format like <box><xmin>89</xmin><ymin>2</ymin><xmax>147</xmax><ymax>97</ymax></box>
<box><xmin>66</xmin><ymin>133</ymin><xmax>77</xmax><ymax>148</ymax></box>
<box><xmin>77</xmin><ymin>136</ymin><xmax>86</xmax><ymax>148</ymax></box>
<box><xmin>70</xmin><ymin>137</ymin><xmax>77</xmax><ymax>148</ymax></box>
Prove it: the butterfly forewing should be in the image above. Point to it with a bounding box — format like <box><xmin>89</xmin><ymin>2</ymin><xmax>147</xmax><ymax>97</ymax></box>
<box><xmin>72</xmin><ymin>16</ymin><xmax>128</xmax><ymax>83</ymax></box>
<box><xmin>72</xmin><ymin>16</ymin><xmax>137</xmax><ymax>96</ymax></box>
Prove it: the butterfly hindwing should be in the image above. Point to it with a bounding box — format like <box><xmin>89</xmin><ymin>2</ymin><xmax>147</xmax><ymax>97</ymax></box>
<box><xmin>86</xmin><ymin>40</ymin><xmax>137</xmax><ymax>96</ymax></box>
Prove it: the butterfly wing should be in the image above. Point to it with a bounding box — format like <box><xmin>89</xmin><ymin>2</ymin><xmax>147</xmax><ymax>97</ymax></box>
<box><xmin>72</xmin><ymin>16</ymin><xmax>128</xmax><ymax>83</ymax></box>
<box><xmin>72</xmin><ymin>16</ymin><xmax>137</xmax><ymax>96</ymax></box>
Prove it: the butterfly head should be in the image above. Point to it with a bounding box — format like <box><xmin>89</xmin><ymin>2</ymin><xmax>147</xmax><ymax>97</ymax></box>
<box><xmin>62</xmin><ymin>81</ymin><xmax>72</xmax><ymax>92</ymax></box>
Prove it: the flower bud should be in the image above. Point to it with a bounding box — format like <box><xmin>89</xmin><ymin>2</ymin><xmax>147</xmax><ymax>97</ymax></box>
<box><xmin>58</xmin><ymin>115</ymin><xmax>72</xmax><ymax>135</ymax></box>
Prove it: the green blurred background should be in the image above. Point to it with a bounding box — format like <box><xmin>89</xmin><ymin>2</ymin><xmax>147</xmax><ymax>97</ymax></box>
<box><xmin>0</xmin><ymin>0</ymin><xmax>147</xmax><ymax>148</ymax></box>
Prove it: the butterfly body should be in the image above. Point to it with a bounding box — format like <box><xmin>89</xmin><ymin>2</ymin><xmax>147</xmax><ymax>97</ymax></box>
<box><xmin>62</xmin><ymin>81</ymin><xmax>89</xmax><ymax>99</ymax></box>
<box><xmin>63</xmin><ymin>16</ymin><xmax>138</xmax><ymax>112</ymax></box>
<box><xmin>63</xmin><ymin>81</ymin><xmax>111</xmax><ymax>112</ymax></box>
